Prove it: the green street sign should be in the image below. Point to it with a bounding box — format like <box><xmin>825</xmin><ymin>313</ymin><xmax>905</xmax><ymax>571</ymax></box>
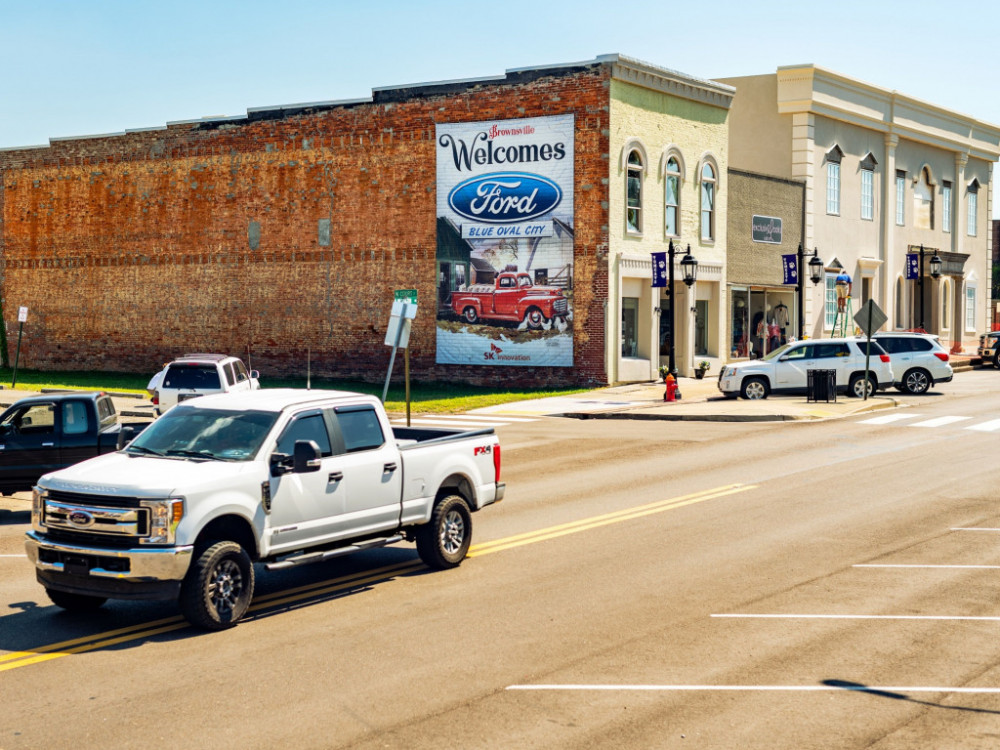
<box><xmin>394</xmin><ymin>289</ymin><xmax>418</xmax><ymax>303</ymax></box>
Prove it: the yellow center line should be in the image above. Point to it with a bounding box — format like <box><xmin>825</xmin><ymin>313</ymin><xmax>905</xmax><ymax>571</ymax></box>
<box><xmin>3</xmin><ymin>483</ymin><xmax>755</xmax><ymax>673</ymax></box>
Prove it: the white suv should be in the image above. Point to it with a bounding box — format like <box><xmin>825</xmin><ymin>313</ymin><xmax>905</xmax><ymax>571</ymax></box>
<box><xmin>872</xmin><ymin>332</ymin><xmax>953</xmax><ymax>394</ymax></box>
<box><xmin>717</xmin><ymin>337</ymin><xmax>893</xmax><ymax>400</ymax></box>
<box><xmin>153</xmin><ymin>354</ymin><xmax>260</xmax><ymax>415</ymax></box>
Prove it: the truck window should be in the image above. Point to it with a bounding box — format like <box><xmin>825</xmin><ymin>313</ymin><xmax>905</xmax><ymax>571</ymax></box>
<box><xmin>224</xmin><ymin>363</ymin><xmax>237</xmax><ymax>386</ymax></box>
<box><xmin>234</xmin><ymin>360</ymin><xmax>250</xmax><ymax>382</ymax></box>
<box><xmin>276</xmin><ymin>413</ymin><xmax>332</xmax><ymax>457</ymax></box>
<box><xmin>96</xmin><ymin>397</ymin><xmax>116</xmax><ymax>422</ymax></box>
<box><xmin>3</xmin><ymin>403</ymin><xmax>55</xmax><ymax>435</ymax></box>
<box><xmin>62</xmin><ymin>401</ymin><xmax>90</xmax><ymax>435</ymax></box>
<box><xmin>164</xmin><ymin>365</ymin><xmax>222</xmax><ymax>390</ymax></box>
<box><xmin>335</xmin><ymin>407</ymin><xmax>385</xmax><ymax>453</ymax></box>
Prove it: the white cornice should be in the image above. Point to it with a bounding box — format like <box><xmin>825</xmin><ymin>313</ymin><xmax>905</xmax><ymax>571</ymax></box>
<box><xmin>604</xmin><ymin>54</ymin><xmax>735</xmax><ymax>110</ymax></box>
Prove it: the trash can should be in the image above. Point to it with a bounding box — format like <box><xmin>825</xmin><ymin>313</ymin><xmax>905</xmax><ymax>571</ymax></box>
<box><xmin>807</xmin><ymin>369</ymin><xmax>837</xmax><ymax>403</ymax></box>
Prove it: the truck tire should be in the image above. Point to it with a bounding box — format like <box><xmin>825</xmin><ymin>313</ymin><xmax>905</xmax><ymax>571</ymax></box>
<box><xmin>523</xmin><ymin>307</ymin><xmax>545</xmax><ymax>330</ymax></box>
<box><xmin>46</xmin><ymin>589</ymin><xmax>107</xmax><ymax>611</ymax></box>
<box><xmin>179</xmin><ymin>541</ymin><xmax>255</xmax><ymax>630</ymax></box>
<box><xmin>416</xmin><ymin>494</ymin><xmax>472</xmax><ymax>569</ymax></box>
<box><xmin>462</xmin><ymin>307</ymin><xmax>479</xmax><ymax>324</ymax></box>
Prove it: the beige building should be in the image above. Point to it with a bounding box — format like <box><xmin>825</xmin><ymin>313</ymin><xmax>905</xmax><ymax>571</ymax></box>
<box><xmin>607</xmin><ymin>57</ymin><xmax>733</xmax><ymax>381</ymax></box>
<box><xmin>720</xmin><ymin>66</ymin><xmax>1000</xmax><ymax>350</ymax></box>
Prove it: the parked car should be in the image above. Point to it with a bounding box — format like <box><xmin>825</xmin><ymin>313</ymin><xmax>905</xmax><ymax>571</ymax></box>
<box><xmin>153</xmin><ymin>353</ymin><xmax>259</xmax><ymax>415</ymax></box>
<box><xmin>0</xmin><ymin>392</ymin><xmax>150</xmax><ymax>494</ymax></box>
<box><xmin>978</xmin><ymin>331</ymin><xmax>1000</xmax><ymax>368</ymax></box>
<box><xmin>717</xmin><ymin>337</ymin><xmax>893</xmax><ymax>400</ymax></box>
<box><xmin>26</xmin><ymin>389</ymin><xmax>504</xmax><ymax>630</ymax></box>
<box><xmin>871</xmin><ymin>332</ymin><xmax>953</xmax><ymax>394</ymax></box>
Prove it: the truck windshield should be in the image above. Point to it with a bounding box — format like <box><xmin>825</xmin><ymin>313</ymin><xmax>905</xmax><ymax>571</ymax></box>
<box><xmin>127</xmin><ymin>407</ymin><xmax>278</xmax><ymax>461</ymax></box>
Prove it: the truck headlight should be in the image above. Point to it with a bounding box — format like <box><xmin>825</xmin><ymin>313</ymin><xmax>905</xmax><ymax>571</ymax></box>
<box><xmin>31</xmin><ymin>486</ymin><xmax>47</xmax><ymax>532</ymax></box>
<box><xmin>140</xmin><ymin>498</ymin><xmax>184</xmax><ymax>545</ymax></box>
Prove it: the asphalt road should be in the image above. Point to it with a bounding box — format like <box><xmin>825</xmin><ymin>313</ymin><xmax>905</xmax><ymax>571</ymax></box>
<box><xmin>1</xmin><ymin>372</ymin><xmax>999</xmax><ymax>749</ymax></box>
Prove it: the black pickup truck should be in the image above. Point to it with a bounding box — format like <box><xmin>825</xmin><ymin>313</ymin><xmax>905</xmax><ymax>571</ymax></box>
<box><xmin>0</xmin><ymin>392</ymin><xmax>150</xmax><ymax>494</ymax></box>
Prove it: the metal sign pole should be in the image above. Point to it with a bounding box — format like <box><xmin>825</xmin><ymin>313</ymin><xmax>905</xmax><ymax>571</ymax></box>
<box><xmin>382</xmin><ymin>301</ymin><xmax>409</xmax><ymax>403</ymax></box>
<box><xmin>11</xmin><ymin>321</ymin><xmax>23</xmax><ymax>388</ymax></box>
<box><xmin>405</xmin><ymin>345</ymin><xmax>411</xmax><ymax>426</ymax></box>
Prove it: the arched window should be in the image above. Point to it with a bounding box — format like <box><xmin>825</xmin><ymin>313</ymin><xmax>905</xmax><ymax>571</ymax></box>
<box><xmin>664</xmin><ymin>156</ymin><xmax>681</xmax><ymax>238</ymax></box>
<box><xmin>700</xmin><ymin>162</ymin><xmax>716</xmax><ymax>241</ymax></box>
<box><xmin>626</xmin><ymin>150</ymin><xmax>643</xmax><ymax>233</ymax></box>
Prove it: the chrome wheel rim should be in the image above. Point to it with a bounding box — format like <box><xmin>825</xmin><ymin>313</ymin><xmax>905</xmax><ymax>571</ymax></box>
<box><xmin>745</xmin><ymin>381</ymin><xmax>765</xmax><ymax>399</ymax></box>
<box><xmin>208</xmin><ymin>558</ymin><xmax>243</xmax><ymax>615</ymax></box>
<box><xmin>905</xmin><ymin>371</ymin><xmax>929</xmax><ymax>394</ymax></box>
<box><xmin>441</xmin><ymin>510</ymin><xmax>466</xmax><ymax>555</ymax></box>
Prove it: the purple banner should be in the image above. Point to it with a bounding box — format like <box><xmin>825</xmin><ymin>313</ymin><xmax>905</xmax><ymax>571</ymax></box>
<box><xmin>782</xmin><ymin>254</ymin><xmax>798</xmax><ymax>285</ymax></box>
<box><xmin>905</xmin><ymin>253</ymin><xmax>919</xmax><ymax>280</ymax></box>
<box><xmin>651</xmin><ymin>251</ymin><xmax>667</xmax><ymax>288</ymax></box>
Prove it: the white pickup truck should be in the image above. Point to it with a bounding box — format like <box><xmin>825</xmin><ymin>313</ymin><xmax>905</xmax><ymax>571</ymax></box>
<box><xmin>25</xmin><ymin>389</ymin><xmax>505</xmax><ymax>630</ymax></box>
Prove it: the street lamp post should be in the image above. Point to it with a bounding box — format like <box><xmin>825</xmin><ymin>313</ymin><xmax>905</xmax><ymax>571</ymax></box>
<box><xmin>667</xmin><ymin>239</ymin><xmax>698</xmax><ymax>376</ymax></box>
<box><xmin>796</xmin><ymin>244</ymin><xmax>825</xmax><ymax>340</ymax></box>
<box><xmin>917</xmin><ymin>244</ymin><xmax>943</xmax><ymax>332</ymax></box>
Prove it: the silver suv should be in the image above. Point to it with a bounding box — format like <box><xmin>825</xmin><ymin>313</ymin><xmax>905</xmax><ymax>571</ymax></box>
<box><xmin>979</xmin><ymin>331</ymin><xmax>1000</xmax><ymax>368</ymax></box>
<box><xmin>872</xmin><ymin>332</ymin><xmax>953</xmax><ymax>395</ymax></box>
<box><xmin>153</xmin><ymin>354</ymin><xmax>260</xmax><ymax>415</ymax></box>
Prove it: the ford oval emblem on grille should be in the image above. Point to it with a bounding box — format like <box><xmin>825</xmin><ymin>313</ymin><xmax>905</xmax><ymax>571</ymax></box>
<box><xmin>448</xmin><ymin>172</ymin><xmax>562</xmax><ymax>224</ymax></box>
<box><xmin>68</xmin><ymin>510</ymin><xmax>94</xmax><ymax>528</ymax></box>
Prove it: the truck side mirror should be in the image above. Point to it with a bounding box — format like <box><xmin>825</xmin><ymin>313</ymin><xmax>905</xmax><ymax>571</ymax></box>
<box><xmin>292</xmin><ymin>440</ymin><xmax>322</xmax><ymax>473</ymax></box>
<box><xmin>116</xmin><ymin>425</ymin><xmax>137</xmax><ymax>451</ymax></box>
<box><xmin>250</xmin><ymin>370</ymin><xmax>260</xmax><ymax>380</ymax></box>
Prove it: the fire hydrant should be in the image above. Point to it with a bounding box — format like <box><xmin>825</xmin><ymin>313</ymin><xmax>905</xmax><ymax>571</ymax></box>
<box><xmin>664</xmin><ymin>373</ymin><xmax>681</xmax><ymax>402</ymax></box>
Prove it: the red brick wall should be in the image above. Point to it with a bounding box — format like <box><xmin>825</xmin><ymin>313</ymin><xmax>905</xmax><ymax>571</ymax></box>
<box><xmin>0</xmin><ymin>65</ymin><xmax>610</xmax><ymax>386</ymax></box>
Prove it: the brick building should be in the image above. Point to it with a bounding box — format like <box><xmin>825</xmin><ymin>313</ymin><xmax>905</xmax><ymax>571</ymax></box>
<box><xmin>0</xmin><ymin>54</ymin><xmax>732</xmax><ymax>386</ymax></box>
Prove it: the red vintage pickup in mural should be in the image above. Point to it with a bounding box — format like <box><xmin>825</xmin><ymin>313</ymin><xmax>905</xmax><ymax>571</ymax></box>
<box><xmin>450</xmin><ymin>272</ymin><xmax>569</xmax><ymax>329</ymax></box>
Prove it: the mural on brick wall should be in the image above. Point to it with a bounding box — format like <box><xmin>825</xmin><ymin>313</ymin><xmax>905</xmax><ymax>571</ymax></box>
<box><xmin>435</xmin><ymin>115</ymin><xmax>574</xmax><ymax>366</ymax></box>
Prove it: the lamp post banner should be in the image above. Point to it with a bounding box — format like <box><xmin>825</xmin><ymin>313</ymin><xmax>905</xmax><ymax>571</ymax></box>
<box><xmin>905</xmin><ymin>253</ymin><xmax>919</xmax><ymax>280</ymax></box>
<box><xmin>651</xmin><ymin>252</ymin><xmax>667</xmax><ymax>288</ymax></box>
<box><xmin>435</xmin><ymin>114</ymin><xmax>575</xmax><ymax>367</ymax></box>
<box><xmin>782</xmin><ymin>254</ymin><xmax>798</xmax><ymax>285</ymax></box>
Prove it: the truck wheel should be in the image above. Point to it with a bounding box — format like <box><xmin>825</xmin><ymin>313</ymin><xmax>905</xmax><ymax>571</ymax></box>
<box><xmin>180</xmin><ymin>541</ymin><xmax>254</xmax><ymax>630</ymax></box>
<box><xmin>523</xmin><ymin>307</ymin><xmax>545</xmax><ymax>330</ymax></box>
<box><xmin>462</xmin><ymin>307</ymin><xmax>479</xmax><ymax>324</ymax></box>
<box><xmin>416</xmin><ymin>494</ymin><xmax>472</xmax><ymax>569</ymax></box>
<box><xmin>46</xmin><ymin>589</ymin><xmax>107</xmax><ymax>611</ymax></box>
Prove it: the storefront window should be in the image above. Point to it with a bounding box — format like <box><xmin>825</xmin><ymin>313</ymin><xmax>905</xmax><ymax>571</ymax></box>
<box><xmin>622</xmin><ymin>297</ymin><xmax>639</xmax><ymax>357</ymax></box>
<box><xmin>730</xmin><ymin>288</ymin><xmax>749</xmax><ymax>358</ymax></box>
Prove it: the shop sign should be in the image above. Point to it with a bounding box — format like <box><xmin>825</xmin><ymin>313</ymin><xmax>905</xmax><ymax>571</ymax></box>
<box><xmin>752</xmin><ymin>215</ymin><xmax>782</xmax><ymax>244</ymax></box>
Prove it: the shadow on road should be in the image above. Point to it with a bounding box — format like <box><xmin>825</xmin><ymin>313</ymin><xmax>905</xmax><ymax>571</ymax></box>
<box><xmin>823</xmin><ymin>679</ymin><xmax>1000</xmax><ymax>715</ymax></box>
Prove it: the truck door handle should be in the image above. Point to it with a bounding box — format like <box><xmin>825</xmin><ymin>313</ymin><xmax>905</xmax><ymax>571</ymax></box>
<box><xmin>328</xmin><ymin>472</ymin><xmax>343</xmax><ymax>483</ymax></box>
<box><xmin>383</xmin><ymin>462</ymin><xmax>397</xmax><ymax>473</ymax></box>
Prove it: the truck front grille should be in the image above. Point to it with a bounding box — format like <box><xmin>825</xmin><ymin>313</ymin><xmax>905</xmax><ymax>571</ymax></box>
<box><xmin>43</xmin><ymin>490</ymin><xmax>149</xmax><ymax>545</ymax></box>
<box><xmin>553</xmin><ymin>298</ymin><xmax>568</xmax><ymax>314</ymax></box>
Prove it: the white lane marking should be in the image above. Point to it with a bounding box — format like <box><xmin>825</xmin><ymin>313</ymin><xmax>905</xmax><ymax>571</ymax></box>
<box><xmin>909</xmin><ymin>416</ymin><xmax>973</xmax><ymax>428</ymax></box>
<box><xmin>506</xmin><ymin>684</ymin><xmax>1000</xmax><ymax>693</ymax></box>
<box><xmin>391</xmin><ymin>417</ymin><xmax>525</xmax><ymax>428</ymax></box>
<box><xmin>0</xmin><ymin>554</ymin><xmax>26</xmax><ymax>557</ymax></box>
<box><xmin>968</xmin><ymin>418</ymin><xmax>1000</xmax><ymax>432</ymax></box>
<box><xmin>453</xmin><ymin>414</ymin><xmax>538</xmax><ymax>422</ymax></box>
<box><xmin>855</xmin><ymin>564</ymin><xmax>1000</xmax><ymax>569</ymax></box>
<box><xmin>953</xmin><ymin>527</ymin><xmax>1000</xmax><ymax>532</ymax></box>
<box><xmin>712</xmin><ymin>614</ymin><xmax>1000</xmax><ymax>621</ymax></box>
<box><xmin>858</xmin><ymin>414</ymin><xmax>924</xmax><ymax>425</ymax></box>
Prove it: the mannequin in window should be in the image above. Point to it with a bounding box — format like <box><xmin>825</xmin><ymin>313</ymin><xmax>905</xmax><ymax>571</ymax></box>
<box><xmin>774</xmin><ymin>302</ymin><xmax>789</xmax><ymax>345</ymax></box>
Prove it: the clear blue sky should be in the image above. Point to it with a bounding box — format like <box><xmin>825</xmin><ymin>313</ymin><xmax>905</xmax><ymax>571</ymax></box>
<box><xmin>3</xmin><ymin>0</ymin><xmax>998</xmax><ymax>214</ymax></box>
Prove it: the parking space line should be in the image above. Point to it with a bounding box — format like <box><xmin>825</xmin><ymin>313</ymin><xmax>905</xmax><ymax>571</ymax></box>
<box><xmin>855</xmin><ymin>564</ymin><xmax>1000</xmax><ymax>569</ymax></box>
<box><xmin>967</xmin><ymin>419</ymin><xmax>1000</xmax><ymax>432</ymax></box>
<box><xmin>507</xmin><ymin>684</ymin><xmax>1000</xmax><ymax>693</ymax></box>
<box><xmin>952</xmin><ymin>527</ymin><xmax>1000</xmax><ymax>532</ymax></box>
<box><xmin>712</xmin><ymin>614</ymin><xmax>1000</xmax><ymax>621</ymax></box>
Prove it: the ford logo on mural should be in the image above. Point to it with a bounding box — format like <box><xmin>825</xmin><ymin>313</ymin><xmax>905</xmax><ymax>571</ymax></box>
<box><xmin>448</xmin><ymin>172</ymin><xmax>562</xmax><ymax>224</ymax></box>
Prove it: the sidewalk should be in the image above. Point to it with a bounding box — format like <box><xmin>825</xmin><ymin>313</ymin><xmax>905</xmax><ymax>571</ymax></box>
<box><xmin>473</xmin><ymin>375</ymin><xmax>902</xmax><ymax>422</ymax></box>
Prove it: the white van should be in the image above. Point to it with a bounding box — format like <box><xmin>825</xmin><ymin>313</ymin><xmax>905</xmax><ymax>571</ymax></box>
<box><xmin>152</xmin><ymin>354</ymin><xmax>260</xmax><ymax>415</ymax></box>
